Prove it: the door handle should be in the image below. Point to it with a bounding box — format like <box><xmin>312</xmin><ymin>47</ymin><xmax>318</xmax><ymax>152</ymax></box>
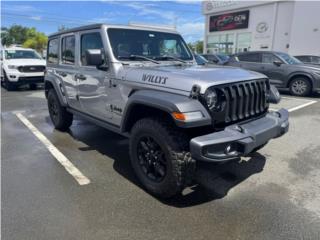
<box><xmin>75</xmin><ymin>74</ymin><xmax>86</xmax><ymax>81</ymax></box>
<box><xmin>57</xmin><ymin>71</ymin><xmax>67</xmax><ymax>77</ymax></box>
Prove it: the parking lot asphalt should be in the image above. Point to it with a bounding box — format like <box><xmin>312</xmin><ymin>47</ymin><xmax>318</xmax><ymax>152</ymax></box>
<box><xmin>2</xmin><ymin>86</ymin><xmax>320</xmax><ymax>240</ymax></box>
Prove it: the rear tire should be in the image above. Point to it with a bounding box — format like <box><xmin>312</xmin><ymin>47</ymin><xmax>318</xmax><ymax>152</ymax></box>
<box><xmin>289</xmin><ymin>77</ymin><xmax>311</xmax><ymax>96</ymax></box>
<box><xmin>129</xmin><ymin>118</ymin><xmax>195</xmax><ymax>199</ymax></box>
<box><xmin>47</xmin><ymin>89</ymin><xmax>73</xmax><ymax>131</ymax></box>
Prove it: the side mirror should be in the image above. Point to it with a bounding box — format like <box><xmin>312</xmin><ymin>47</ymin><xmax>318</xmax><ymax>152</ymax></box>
<box><xmin>268</xmin><ymin>85</ymin><xmax>281</xmax><ymax>104</ymax></box>
<box><xmin>85</xmin><ymin>49</ymin><xmax>108</xmax><ymax>70</ymax></box>
<box><xmin>273</xmin><ymin>60</ymin><xmax>283</xmax><ymax>67</ymax></box>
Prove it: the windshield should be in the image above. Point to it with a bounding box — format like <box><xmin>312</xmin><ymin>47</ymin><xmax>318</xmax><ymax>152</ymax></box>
<box><xmin>107</xmin><ymin>28</ymin><xmax>193</xmax><ymax>62</ymax></box>
<box><xmin>216</xmin><ymin>54</ymin><xmax>229</xmax><ymax>62</ymax></box>
<box><xmin>313</xmin><ymin>56</ymin><xmax>320</xmax><ymax>64</ymax></box>
<box><xmin>277</xmin><ymin>52</ymin><xmax>301</xmax><ymax>65</ymax></box>
<box><xmin>5</xmin><ymin>50</ymin><xmax>41</xmax><ymax>60</ymax></box>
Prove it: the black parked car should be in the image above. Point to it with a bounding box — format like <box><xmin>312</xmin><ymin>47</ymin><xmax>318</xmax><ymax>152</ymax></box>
<box><xmin>201</xmin><ymin>54</ymin><xmax>229</xmax><ymax>65</ymax></box>
<box><xmin>226</xmin><ymin>51</ymin><xmax>320</xmax><ymax>96</ymax></box>
<box><xmin>194</xmin><ymin>54</ymin><xmax>210</xmax><ymax>65</ymax></box>
<box><xmin>294</xmin><ymin>55</ymin><xmax>320</xmax><ymax>66</ymax></box>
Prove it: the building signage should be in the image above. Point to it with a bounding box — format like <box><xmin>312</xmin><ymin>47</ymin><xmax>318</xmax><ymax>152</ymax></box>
<box><xmin>209</xmin><ymin>10</ymin><xmax>250</xmax><ymax>32</ymax></box>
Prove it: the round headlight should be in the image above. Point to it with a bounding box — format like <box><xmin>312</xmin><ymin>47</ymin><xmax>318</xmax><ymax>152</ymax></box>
<box><xmin>204</xmin><ymin>88</ymin><xmax>218</xmax><ymax>109</ymax></box>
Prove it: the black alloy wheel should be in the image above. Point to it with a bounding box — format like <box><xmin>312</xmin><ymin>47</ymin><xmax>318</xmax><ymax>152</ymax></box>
<box><xmin>137</xmin><ymin>136</ymin><xmax>167</xmax><ymax>183</ymax></box>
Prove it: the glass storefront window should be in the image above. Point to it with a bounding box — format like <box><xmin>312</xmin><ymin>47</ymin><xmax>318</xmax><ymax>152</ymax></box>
<box><xmin>236</xmin><ymin>33</ymin><xmax>252</xmax><ymax>53</ymax></box>
<box><xmin>207</xmin><ymin>33</ymin><xmax>234</xmax><ymax>54</ymax></box>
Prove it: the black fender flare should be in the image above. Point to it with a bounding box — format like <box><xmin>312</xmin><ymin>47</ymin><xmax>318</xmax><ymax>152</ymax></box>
<box><xmin>44</xmin><ymin>74</ymin><xmax>68</xmax><ymax>107</ymax></box>
<box><xmin>120</xmin><ymin>90</ymin><xmax>211</xmax><ymax>132</ymax></box>
<box><xmin>287</xmin><ymin>72</ymin><xmax>314</xmax><ymax>88</ymax></box>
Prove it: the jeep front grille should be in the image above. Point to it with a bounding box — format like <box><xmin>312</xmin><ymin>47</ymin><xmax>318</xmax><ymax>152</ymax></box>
<box><xmin>211</xmin><ymin>79</ymin><xmax>270</xmax><ymax>125</ymax></box>
<box><xmin>18</xmin><ymin>66</ymin><xmax>45</xmax><ymax>73</ymax></box>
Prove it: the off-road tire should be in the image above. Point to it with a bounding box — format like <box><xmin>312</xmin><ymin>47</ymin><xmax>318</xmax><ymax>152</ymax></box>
<box><xmin>3</xmin><ymin>72</ymin><xmax>16</xmax><ymax>91</ymax></box>
<box><xmin>289</xmin><ymin>77</ymin><xmax>311</xmax><ymax>96</ymax></box>
<box><xmin>47</xmin><ymin>89</ymin><xmax>73</xmax><ymax>131</ymax></box>
<box><xmin>129</xmin><ymin>118</ymin><xmax>195</xmax><ymax>198</ymax></box>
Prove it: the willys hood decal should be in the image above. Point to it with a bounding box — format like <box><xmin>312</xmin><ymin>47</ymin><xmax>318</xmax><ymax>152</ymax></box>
<box><xmin>120</xmin><ymin>64</ymin><xmax>266</xmax><ymax>94</ymax></box>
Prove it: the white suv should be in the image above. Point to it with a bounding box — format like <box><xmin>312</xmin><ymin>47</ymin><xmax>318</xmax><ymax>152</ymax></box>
<box><xmin>0</xmin><ymin>46</ymin><xmax>46</xmax><ymax>90</ymax></box>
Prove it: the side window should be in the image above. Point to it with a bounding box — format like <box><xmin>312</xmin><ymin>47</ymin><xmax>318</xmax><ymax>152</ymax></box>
<box><xmin>312</xmin><ymin>56</ymin><xmax>320</xmax><ymax>64</ymax></box>
<box><xmin>61</xmin><ymin>35</ymin><xmax>75</xmax><ymax>65</ymax></box>
<box><xmin>48</xmin><ymin>38</ymin><xmax>59</xmax><ymax>64</ymax></box>
<box><xmin>296</xmin><ymin>56</ymin><xmax>309</xmax><ymax>62</ymax></box>
<box><xmin>81</xmin><ymin>32</ymin><xmax>103</xmax><ymax>66</ymax></box>
<box><xmin>208</xmin><ymin>55</ymin><xmax>218</xmax><ymax>63</ymax></box>
<box><xmin>0</xmin><ymin>50</ymin><xmax>2</xmax><ymax>61</ymax></box>
<box><xmin>238</xmin><ymin>53</ymin><xmax>261</xmax><ymax>63</ymax></box>
<box><xmin>262</xmin><ymin>53</ymin><xmax>281</xmax><ymax>64</ymax></box>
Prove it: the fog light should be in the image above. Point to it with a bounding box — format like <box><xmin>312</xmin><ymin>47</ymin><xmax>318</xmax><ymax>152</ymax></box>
<box><xmin>224</xmin><ymin>143</ymin><xmax>239</xmax><ymax>156</ymax></box>
<box><xmin>9</xmin><ymin>75</ymin><xmax>16</xmax><ymax>78</ymax></box>
<box><xmin>225</xmin><ymin>144</ymin><xmax>232</xmax><ymax>154</ymax></box>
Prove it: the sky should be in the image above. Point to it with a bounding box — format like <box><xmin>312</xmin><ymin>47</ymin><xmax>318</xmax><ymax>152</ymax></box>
<box><xmin>1</xmin><ymin>0</ymin><xmax>204</xmax><ymax>43</ymax></box>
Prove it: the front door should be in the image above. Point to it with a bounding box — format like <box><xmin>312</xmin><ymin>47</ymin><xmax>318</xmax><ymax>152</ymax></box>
<box><xmin>77</xmin><ymin>30</ymin><xmax>111</xmax><ymax>120</ymax></box>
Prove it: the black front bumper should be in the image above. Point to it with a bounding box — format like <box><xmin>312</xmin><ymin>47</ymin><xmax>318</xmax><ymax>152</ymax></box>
<box><xmin>13</xmin><ymin>76</ymin><xmax>44</xmax><ymax>85</ymax></box>
<box><xmin>190</xmin><ymin>108</ymin><xmax>289</xmax><ymax>162</ymax></box>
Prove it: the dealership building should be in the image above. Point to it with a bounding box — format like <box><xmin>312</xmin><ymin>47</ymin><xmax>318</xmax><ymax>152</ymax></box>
<box><xmin>202</xmin><ymin>0</ymin><xmax>320</xmax><ymax>55</ymax></box>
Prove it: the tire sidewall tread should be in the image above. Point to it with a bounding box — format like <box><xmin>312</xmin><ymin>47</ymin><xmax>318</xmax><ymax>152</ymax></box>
<box><xmin>289</xmin><ymin>77</ymin><xmax>311</xmax><ymax>96</ymax></box>
<box><xmin>130</xmin><ymin>118</ymin><xmax>195</xmax><ymax>198</ymax></box>
<box><xmin>47</xmin><ymin>89</ymin><xmax>73</xmax><ymax>131</ymax></box>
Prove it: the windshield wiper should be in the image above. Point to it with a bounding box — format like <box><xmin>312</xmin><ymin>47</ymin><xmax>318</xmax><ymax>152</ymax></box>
<box><xmin>118</xmin><ymin>55</ymin><xmax>160</xmax><ymax>64</ymax></box>
<box><xmin>155</xmin><ymin>55</ymin><xmax>188</xmax><ymax>63</ymax></box>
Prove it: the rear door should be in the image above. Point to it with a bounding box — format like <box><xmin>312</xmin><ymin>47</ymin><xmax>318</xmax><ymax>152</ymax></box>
<box><xmin>260</xmin><ymin>53</ymin><xmax>285</xmax><ymax>87</ymax></box>
<box><xmin>57</xmin><ymin>33</ymin><xmax>81</xmax><ymax>109</ymax></box>
<box><xmin>236</xmin><ymin>52</ymin><xmax>262</xmax><ymax>72</ymax></box>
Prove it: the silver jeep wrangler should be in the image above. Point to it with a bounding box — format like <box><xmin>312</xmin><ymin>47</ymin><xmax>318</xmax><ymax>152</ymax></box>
<box><xmin>45</xmin><ymin>24</ymin><xmax>289</xmax><ymax>198</ymax></box>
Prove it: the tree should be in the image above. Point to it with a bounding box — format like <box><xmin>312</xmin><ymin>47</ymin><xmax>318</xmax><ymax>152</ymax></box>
<box><xmin>187</xmin><ymin>40</ymin><xmax>203</xmax><ymax>54</ymax></box>
<box><xmin>1</xmin><ymin>25</ymin><xmax>29</xmax><ymax>46</ymax></box>
<box><xmin>23</xmin><ymin>30</ymin><xmax>48</xmax><ymax>53</ymax></box>
<box><xmin>195</xmin><ymin>41</ymin><xmax>204</xmax><ymax>54</ymax></box>
<box><xmin>187</xmin><ymin>43</ymin><xmax>195</xmax><ymax>52</ymax></box>
<box><xmin>0</xmin><ymin>25</ymin><xmax>48</xmax><ymax>53</ymax></box>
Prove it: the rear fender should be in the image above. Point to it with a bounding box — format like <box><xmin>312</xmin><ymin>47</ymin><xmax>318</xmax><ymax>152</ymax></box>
<box><xmin>44</xmin><ymin>72</ymin><xmax>68</xmax><ymax>106</ymax></box>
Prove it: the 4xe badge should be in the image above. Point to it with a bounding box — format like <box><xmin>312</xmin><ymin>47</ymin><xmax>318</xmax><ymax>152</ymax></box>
<box><xmin>142</xmin><ymin>74</ymin><xmax>168</xmax><ymax>85</ymax></box>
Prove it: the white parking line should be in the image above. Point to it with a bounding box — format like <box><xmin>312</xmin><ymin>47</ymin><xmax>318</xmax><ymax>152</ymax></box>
<box><xmin>15</xmin><ymin>112</ymin><xmax>90</xmax><ymax>186</ymax></box>
<box><xmin>281</xmin><ymin>96</ymin><xmax>314</xmax><ymax>101</ymax></box>
<box><xmin>288</xmin><ymin>100</ymin><xmax>317</xmax><ymax>112</ymax></box>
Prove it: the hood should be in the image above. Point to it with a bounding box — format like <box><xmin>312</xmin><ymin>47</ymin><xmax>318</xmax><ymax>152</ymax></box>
<box><xmin>5</xmin><ymin>59</ymin><xmax>46</xmax><ymax>66</ymax></box>
<box><xmin>121</xmin><ymin>64</ymin><xmax>266</xmax><ymax>94</ymax></box>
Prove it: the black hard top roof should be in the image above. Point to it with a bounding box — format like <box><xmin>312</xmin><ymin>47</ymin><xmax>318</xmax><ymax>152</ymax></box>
<box><xmin>48</xmin><ymin>24</ymin><xmax>103</xmax><ymax>38</ymax></box>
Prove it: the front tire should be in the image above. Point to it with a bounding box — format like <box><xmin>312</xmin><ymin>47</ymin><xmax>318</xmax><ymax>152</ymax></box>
<box><xmin>129</xmin><ymin>118</ymin><xmax>195</xmax><ymax>198</ymax></box>
<box><xmin>289</xmin><ymin>77</ymin><xmax>311</xmax><ymax>96</ymax></box>
<box><xmin>3</xmin><ymin>72</ymin><xmax>16</xmax><ymax>91</ymax></box>
<box><xmin>47</xmin><ymin>89</ymin><xmax>73</xmax><ymax>131</ymax></box>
